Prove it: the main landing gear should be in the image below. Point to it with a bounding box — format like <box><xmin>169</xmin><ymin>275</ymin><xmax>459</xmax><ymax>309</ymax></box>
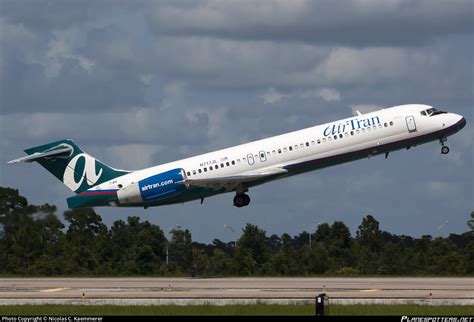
<box><xmin>440</xmin><ymin>137</ymin><xmax>450</xmax><ymax>155</ymax></box>
<box><xmin>233</xmin><ymin>193</ymin><xmax>251</xmax><ymax>208</ymax></box>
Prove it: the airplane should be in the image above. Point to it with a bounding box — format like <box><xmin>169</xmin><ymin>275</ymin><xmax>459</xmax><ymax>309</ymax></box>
<box><xmin>8</xmin><ymin>104</ymin><xmax>466</xmax><ymax>209</ymax></box>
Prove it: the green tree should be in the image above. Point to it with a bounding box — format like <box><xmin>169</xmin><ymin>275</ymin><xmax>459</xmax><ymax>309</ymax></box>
<box><xmin>235</xmin><ymin>223</ymin><xmax>270</xmax><ymax>275</ymax></box>
<box><xmin>0</xmin><ymin>187</ymin><xmax>63</xmax><ymax>275</ymax></box>
<box><xmin>265</xmin><ymin>233</ymin><xmax>300</xmax><ymax>275</ymax></box>
<box><xmin>168</xmin><ymin>228</ymin><xmax>194</xmax><ymax>273</ymax></box>
<box><xmin>355</xmin><ymin>215</ymin><xmax>384</xmax><ymax>274</ymax></box>
<box><xmin>210</xmin><ymin>249</ymin><xmax>235</xmax><ymax>275</ymax></box>
<box><xmin>108</xmin><ymin>217</ymin><xmax>167</xmax><ymax>275</ymax></box>
<box><xmin>63</xmin><ymin>208</ymin><xmax>108</xmax><ymax>274</ymax></box>
<box><xmin>468</xmin><ymin>211</ymin><xmax>474</xmax><ymax>233</ymax></box>
<box><xmin>425</xmin><ymin>238</ymin><xmax>467</xmax><ymax>275</ymax></box>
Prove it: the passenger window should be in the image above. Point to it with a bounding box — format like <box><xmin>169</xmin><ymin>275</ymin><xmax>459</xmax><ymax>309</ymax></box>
<box><xmin>373</xmin><ymin>126</ymin><xmax>377</xmax><ymax>130</ymax></box>
<box><xmin>226</xmin><ymin>162</ymin><xmax>230</xmax><ymax>166</ymax></box>
<box><xmin>339</xmin><ymin>134</ymin><xmax>343</xmax><ymax>138</ymax></box>
<box><xmin>344</xmin><ymin>133</ymin><xmax>348</xmax><ymax>137</ymax></box>
<box><xmin>362</xmin><ymin>128</ymin><xmax>366</xmax><ymax>133</ymax></box>
<box><xmin>215</xmin><ymin>164</ymin><xmax>218</xmax><ymax>169</ymax></box>
<box><xmin>283</xmin><ymin>147</ymin><xmax>287</xmax><ymax>152</ymax></box>
<box><xmin>317</xmin><ymin>139</ymin><xmax>321</xmax><ymax>144</ymax></box>
<box><xmin>384</xmin><ymin>123</ymin><xmax>388</xmax><ymax>127</ymax></box>
<box><xmin>232</xmin><ymin>160</ymin><xmax>236</xmax><ymax>165</ymax></box>
<box><xmin>378</xmin><ymin>124</ymin><xmax>383</xmax><ymax>129</ymax></box>
<box><xmin>210</xmin><ymin>166</ymin><xmax>213</xmax><ymax>170</ymax></box>
<box><xmin>300</xmin><ymin>143</ymin><xmax>304</xmax><ymax>148</ymax></box>
<box><xmin>221</xmin><ymin>163</ymin><xmax>224</xmax><ymax>168</ymax></box>
<box><xmin>306</xmin><ymin>142</ymin><xmax>310</xmax><ymax>146</ymax></box>
<box><xmin>204</xmin><ymin>167</ymin><xmax>207</xmax><ymax>172</ymax></box>
<box><xmin>294</xmin><ymin>145</ymin><xmax>298</xmax><ymax>150</ymax></box>
<box><xmin>356</xmin><ymin>130</ymin><xmax>360</xmax><ymax>134</ymax></box>
<box><xmin>323</xmin><ymin>138</ymin><xmax>327</xmax><ymax>143</ymax></box>
<box><xmin>278</xmin><ymin>149</ymin><xmax>282</xmax><ymax>154</ymax></box>
<box><xmin>198</xmin><ymin>169</ymin><xmax>202</xmax><ymax>173</ymax></box>
<box><xmin>272</xmin><ymin>150</ymin><xmax>276</xmax><ymax>154</ymax></box>
<box><xmin>193</xmin><ymin>170</ymin><xmax>196</xmax><ymax>175</ymax></box>
<box><xmin>333</xmin><ymin>135</ymin><xmax>337</xmax><ymax>140</ymax></box>
<box><xmin>311</xmin><ymin>140</ymin><xmax>315</xmax><ymax>145</ymax></box>
<box><xmin>350</xmin><ymin>131</ymin><xmax>354</xmax><ymax>136</ymax></box>
<box><xmin>187</xmin><ymin>171</ymin><xmax>191</xmax><ymax>176</ymax></box>
<box><xmin>289</xmin><ymin>146</ymin><xmax>293</xmax><ymax>151</ymax></box>
<box><xmin>328</xmin><ymin>137</ymin><xmax>332</xmax><ymax>141</ymax></box>
<box><xmin>390</xmin><ymin>121</ymin><xmax>394</xmax><ymax>126</ymax></box>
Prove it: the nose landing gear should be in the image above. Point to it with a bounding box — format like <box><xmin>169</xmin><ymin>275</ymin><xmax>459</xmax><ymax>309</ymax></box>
<box><xmin>440</xmin><ymin>137</ymin><xmax>450</xmax><ymax>154</ymax></box>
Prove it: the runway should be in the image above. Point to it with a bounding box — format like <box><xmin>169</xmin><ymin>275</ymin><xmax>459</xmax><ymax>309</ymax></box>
<box><xmin>0</xmin><ymin>277</ymin><xmax>472</xmax><ymax>305</ymax></box>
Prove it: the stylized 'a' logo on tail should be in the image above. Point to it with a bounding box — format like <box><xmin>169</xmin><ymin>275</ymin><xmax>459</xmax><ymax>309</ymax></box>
<box><xmin>63</xmin><ymin>153</ymin><xmax>104</xmax><ymax>192</ymax></box>
<box><xmin>8</xmin><ymin>139</ymin><xmax>130</xmax><ymax>193</ymax></box>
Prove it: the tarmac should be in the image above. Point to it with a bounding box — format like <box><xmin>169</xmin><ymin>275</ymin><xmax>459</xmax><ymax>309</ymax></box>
<box><xmin>0</xmin><ymin>277</ymin><xmax>472</xmax><ymax>305</ymax></box>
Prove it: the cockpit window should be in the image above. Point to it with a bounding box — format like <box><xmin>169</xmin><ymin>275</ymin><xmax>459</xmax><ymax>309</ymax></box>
<box><xmin>421</xmin><ymin>108</ymin><xmax>446</xmax><ymax>116</ymax></box>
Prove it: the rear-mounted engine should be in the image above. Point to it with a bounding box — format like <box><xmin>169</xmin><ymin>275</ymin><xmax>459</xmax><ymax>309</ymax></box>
<box><xmin>117</xmin><ymin>168</ymin><xmax>187</xmax><ymax>205</ymax></box>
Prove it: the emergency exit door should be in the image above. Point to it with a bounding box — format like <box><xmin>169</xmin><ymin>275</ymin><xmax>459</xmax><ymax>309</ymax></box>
<box><xmin>405</xmin><ymin>115</ymin><xmax>417</xmax><ymax>133</ymax></box>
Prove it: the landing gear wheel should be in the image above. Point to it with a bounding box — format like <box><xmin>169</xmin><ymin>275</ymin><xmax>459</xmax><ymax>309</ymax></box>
<box><xmin>441</xmin><ymin>146</ymin><xmax>450</xmax><ymax>154</ymax></box>
<box><xmin>234</xmin><ymin>193</ymin><xmax>251</xmax><ymax>208</ymax></box>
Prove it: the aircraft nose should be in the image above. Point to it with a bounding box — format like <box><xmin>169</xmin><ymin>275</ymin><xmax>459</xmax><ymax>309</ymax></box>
<box><xmin>454</xmin><ymin>114</ymin><xmax>466</xmax><ymax>131</ymax></box>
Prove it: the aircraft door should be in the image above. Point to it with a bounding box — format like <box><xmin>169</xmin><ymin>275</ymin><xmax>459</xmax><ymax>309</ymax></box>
<box><xmin>258</xmin><ymin>150</ymin><xmax>267</xmax><ymax>162</ymax></box>
<box><xmin>247</xmin><ymin>153</ymin><xmax>255</xmax><ymax>165</ymax></box>
<box><xmin>405</xmin><ymin>115</ymin><xmax>417</xmax><ymax>133</ymax></box>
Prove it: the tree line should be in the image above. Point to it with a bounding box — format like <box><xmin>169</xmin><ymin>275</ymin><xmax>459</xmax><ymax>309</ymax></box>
<box><xmin>1</xmin><ymin>187</ymin><xmax>473</xmax><ymax>276</ymax></box>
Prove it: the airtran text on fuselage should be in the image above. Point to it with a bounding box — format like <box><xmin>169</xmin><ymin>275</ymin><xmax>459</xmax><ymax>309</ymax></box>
<box><xmin>323</xmin><ymin>116</ymin><xmax>381</xmax><ymax>137</ymax></box>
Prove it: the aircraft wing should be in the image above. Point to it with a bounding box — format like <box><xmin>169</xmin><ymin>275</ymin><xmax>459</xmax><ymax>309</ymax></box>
<box><xmin>185</xmin><ymin>167</ymin><xmax>288</xmax><ymax>191</ymax></box>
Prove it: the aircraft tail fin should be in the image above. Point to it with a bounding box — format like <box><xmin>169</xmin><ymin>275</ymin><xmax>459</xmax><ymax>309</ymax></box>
<box><xmin>8</xmin><ymin>139</ymin><xmax>130</xmax><ymax>193</ymax></box>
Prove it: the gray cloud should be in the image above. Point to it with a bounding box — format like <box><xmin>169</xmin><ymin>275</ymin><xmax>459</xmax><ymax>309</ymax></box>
<box><xmin>146</xmin><ymin>0</ymin><xmax>473</xmax><ymax>46</ymax></box>
<box><xmin>0</xmin><ymin>0</ymin><xmax>472</xmax><ymax>242</ymax></box>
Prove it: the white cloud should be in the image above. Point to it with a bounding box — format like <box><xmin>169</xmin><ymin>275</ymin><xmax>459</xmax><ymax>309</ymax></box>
<box><xmin>261</xmin><ymin>87</ymin><xmax>287</xmax><ymax>104</ymax></box>
<box><xmin>260</xmin><ymin>87</ymin><xmax>342</xmax><ymax>105</ymax></box>
<box><xmin>42</xmin><ymin>29</ymin><xmax>95</xmax><ymax>79</ymax></box>
<box><xmin>349</xmin><ymin>104</ymin><xmax>385</xmax><ymax>115</ymax></box>
<box><xmin>317</xmin><ymin>88</ymin><xmax>341</xmax><ymax>102</ymax></box>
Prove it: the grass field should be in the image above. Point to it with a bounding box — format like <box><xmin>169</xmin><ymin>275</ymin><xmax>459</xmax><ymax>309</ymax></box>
<box><xmin>0</xmin><ymin>304</ymin><xmax>472</xmax><ymax>316</ymax></box>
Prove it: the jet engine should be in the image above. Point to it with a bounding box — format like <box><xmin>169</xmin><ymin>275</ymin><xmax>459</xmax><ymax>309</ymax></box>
<box><xmin>117</xmin><ymin>168</ymin><xmax>187</xmax><ymax>205</ymax></box>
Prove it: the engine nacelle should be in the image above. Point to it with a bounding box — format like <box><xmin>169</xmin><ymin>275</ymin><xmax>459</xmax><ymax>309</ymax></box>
<box><xmin>117</xmin><ymin>168</ymin><xmax>187</xmax><ymax>205</ymax></box>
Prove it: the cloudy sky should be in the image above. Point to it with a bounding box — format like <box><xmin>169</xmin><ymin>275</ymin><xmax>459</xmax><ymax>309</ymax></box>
<box><xmin>1</xmin><ymin>0</ymin><xmax>473</xmax><ymax>242</ymax></box>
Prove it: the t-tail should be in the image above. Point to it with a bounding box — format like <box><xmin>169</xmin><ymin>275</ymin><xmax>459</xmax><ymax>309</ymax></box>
<box><xmin>8</xmin><ymin>139</ymin><xmax>130</xmax><ymax>207</ymax></box>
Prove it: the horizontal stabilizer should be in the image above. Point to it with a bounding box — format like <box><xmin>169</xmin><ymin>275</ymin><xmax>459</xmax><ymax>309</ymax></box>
<box><xmin>8</xmin><ymin>144</ymin><xmax>73</xmax><ymax>164</ymax></box>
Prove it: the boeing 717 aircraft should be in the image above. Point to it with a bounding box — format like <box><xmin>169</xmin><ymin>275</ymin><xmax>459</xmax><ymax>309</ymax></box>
<box><xmin>8</xmin><ymin>104</ymin><xmax>466</xmax><ymax>209</ymax></box>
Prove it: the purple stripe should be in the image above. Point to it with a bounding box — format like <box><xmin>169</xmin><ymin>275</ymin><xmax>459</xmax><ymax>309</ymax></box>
<box><xmin>80</xmin><ymin>190</ymin><xmax>118</xmax><ymax>196</ymax></box>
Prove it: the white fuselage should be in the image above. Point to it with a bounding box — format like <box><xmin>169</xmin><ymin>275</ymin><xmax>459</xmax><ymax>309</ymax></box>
<box><xmin>91</xmin><ymin>104</ymin><xmax>465</xmax><ymax>207</ymax></box>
